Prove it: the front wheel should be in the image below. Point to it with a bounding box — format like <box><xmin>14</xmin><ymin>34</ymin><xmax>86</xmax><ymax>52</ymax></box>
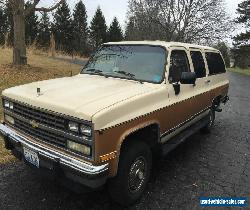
<box><xmin>108</xmin><ymin>141</ymin><xmax>152</xmax><ymax>206</ymax></box>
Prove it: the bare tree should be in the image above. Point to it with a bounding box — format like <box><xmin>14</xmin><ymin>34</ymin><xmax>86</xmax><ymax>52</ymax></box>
<box><xmin>0</xmin><ymin>0</ymin><xmax>64</xmax><ymax>65</ymax></box>
<box><xmin>126</xmin><ymin>0</ymin><xmax>233</xmax><ymax>45</ymax></box>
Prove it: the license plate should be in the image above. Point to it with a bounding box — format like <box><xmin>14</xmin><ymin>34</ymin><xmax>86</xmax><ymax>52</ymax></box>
<box><xmin>23</xmin><ymin>147</ymin><xmax>39</xmax><ymax>168</ymax></box>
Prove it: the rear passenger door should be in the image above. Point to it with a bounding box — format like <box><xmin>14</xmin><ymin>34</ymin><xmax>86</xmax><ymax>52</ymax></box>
<box><xmin>189</xmin><ymin>49</ymin><xmax>212</xmax><ymax>111</ymax></box>
<box><xmin>205</xmin><ymin>52</ymin><xmax>228</xmax><ymax>101</ymax></box>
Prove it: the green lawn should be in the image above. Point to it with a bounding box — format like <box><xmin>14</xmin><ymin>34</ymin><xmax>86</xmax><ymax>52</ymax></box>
<box><xmin>0</xmin><ymin>48</ymin><xmax>83</xmax><ymax>164</ymax></box>
<box><xmin>228</xmin><ymin>67</ymin><xmax>250</xmax><ymax>76</ymax></box>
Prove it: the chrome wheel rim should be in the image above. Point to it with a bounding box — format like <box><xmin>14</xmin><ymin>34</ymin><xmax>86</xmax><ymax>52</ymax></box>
<box><xmin>128</xmin><ymin>156</ymin><xmax>147</xmax><ymax>193</ymax></box>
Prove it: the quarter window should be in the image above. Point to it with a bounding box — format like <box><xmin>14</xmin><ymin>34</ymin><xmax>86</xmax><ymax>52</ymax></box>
<box><xmin>205</xmin><ymin>52</ymin><xmax>226</xmax><ymax>75</ymax></box>
<box><xmin>169</xmin><ymin>50</ymin><xmax>190</xmax><ymax>83</ymax></box>
<box><xmin>190</xmin><ymin>51</ymin><xmax>206</xmax><ymax>78</ymax></box>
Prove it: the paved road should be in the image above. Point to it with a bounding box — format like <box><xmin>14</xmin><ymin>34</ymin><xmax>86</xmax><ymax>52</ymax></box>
<box><xmin>0</xmin><ymin>72</ymin><xmax>249</xmax><ymax>210</ymax></box>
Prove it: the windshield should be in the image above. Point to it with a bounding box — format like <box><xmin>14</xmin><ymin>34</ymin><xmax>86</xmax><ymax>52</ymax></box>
<box><xmin>81</xmin><ymin>45</ymin><xmax>167</xmax><ymax>83</ymax></box>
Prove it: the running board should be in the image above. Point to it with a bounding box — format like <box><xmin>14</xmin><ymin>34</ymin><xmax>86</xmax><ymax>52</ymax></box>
<box><xmin>161</xmin><ymin>116</ymin><xmax>210</xmax><ymax>156</ymax></box>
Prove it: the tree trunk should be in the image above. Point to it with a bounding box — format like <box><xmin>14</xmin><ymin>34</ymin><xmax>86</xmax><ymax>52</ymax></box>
<box><xmin>13</xmin><ymin>0</ymin><xmax>27</xmax><ymax>65</ymax></box>
<box><xmin>4</xmin><ymin>32</ymin><xmax>9</xmax><ymax>48</ymax></box>
<box><xmin>50</xmin><ymin>34</ymin><xmax>56</xmax><ymax>58</ymax></box>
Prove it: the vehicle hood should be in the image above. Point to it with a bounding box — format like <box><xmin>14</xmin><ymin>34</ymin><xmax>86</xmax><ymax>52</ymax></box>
<box><xmin>2</xmin><ymin>74</ymin><xmax>159</xmax><ymax>121</ymax></box>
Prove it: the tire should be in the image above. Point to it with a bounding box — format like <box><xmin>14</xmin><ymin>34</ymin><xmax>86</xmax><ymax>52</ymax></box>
<box><xmin>108</xmin><ymin>141</ymin><xmax>152</xmax><ymax>206</ymax></box>
<box><xmin>201</xmin><ymin>109</ymin><xmax>215</xmax><ymax>133</ymax></box>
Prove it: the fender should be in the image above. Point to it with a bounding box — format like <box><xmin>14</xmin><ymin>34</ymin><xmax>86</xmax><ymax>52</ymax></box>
<box><xmin>107</xmin><ymin>120</ymin><xmax>160</xmax><ymax>177</ymax></box>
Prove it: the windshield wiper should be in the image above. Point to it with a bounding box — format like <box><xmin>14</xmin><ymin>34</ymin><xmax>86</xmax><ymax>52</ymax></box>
<box><xmin>84</xmin><ymin>68</ymin><xmax>109</xmax><ymax>78</ymax></box>
<box><xmin>114</xmin><ymin>71</ymin><xmax>143</xmax><ymax>84</ymax></box>
<box><xmin>114</xmin><ymin>70</ymin><xmax>135</xmax><ymax>78</ymax></box>
<box><xmin>85</xmin><ymin>68</ymin><xmax>103</xmax><ymax>73</ymax></box>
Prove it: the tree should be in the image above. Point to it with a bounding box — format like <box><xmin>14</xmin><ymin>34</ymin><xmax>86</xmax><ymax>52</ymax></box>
<box><xmin>0</xmin><ymin>0</ymin><xmax>65</xmax><ymax>65</ymax></box>
<box><xmin>53</xmin><ymin>1</ymin><xmax>73</xmax><ymax>53</ymax></box>
<box><xmin>72</xmin><ymin>0</ymin><xmax>89</xmax><ymax>56</ymax></box>
<box><xmin>0</xmin><ymin>4</ymin><xmax>7</xmax><ymax>45</ymax></box>
<box><xmin>5</xmin><ymin>3</ymin><xmax>14</xmax><ymax>46</ymax></box>
<box><xmin>90</xmin><ymin>7</ymin><xmax>107</xmax><ymax>48</ymax></box>
<box><xmin>232</xmin><ymin>0</ymin><xmax>250</xmax><ymax>69</ymax></box>
<box><xmin>126</xmin><ymin>0</ymin><xmax>232</xmax><ymax>45</ymax></box>
<box><xmin>25</xmin><ymin>1</ymin><xmax>39</xmax><ymax>46</ymax></box>
<box><xmin>125</xmin><ymin>16</ymin><xmax>135</xmax><ymax>40</ymax></box>
<box><xmin>1</xmin><ymin>2</ymin><xmax>13</xmax><ymax>47</ymax></box>
<box><xmin>37</xmin><ymin>12</ymin><xmax>50</xmax><ymax>49</ymax></box>
<box><xmin>107</xmin><ymin>17</ymin><xmax>123</xmax><ymax>42</ymax></box>
<box><xmin>214</xmin><ymin>42</ymin><xmax>230</xmax><ymax>68</ymax></box>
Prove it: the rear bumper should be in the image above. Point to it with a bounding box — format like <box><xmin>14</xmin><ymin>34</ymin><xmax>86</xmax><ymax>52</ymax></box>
<box><xmin>0</xmin><ymin>123</ymin><xmax>109</xmax><ymax>189</ymax></box>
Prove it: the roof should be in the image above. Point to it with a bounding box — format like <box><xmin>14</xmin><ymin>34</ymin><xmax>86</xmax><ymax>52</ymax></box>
<box><xmin>105</xmin><ymin>41</ymin><xmax>219</xmax><ymax>52</ymax></box>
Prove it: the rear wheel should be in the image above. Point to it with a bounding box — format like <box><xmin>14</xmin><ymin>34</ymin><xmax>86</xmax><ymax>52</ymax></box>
<box><xmin>108</xmin><ymin>141</ymin><xmax>152</xmax><ymax>206</ymax></box>
<box><xmin>201</xmin><ymin>109</ymin><xmax>215</xmax><ymax>133</ymax></box>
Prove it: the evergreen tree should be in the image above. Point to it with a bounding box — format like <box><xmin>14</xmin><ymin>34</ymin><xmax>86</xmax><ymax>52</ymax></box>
<box><xmin>37</xmin><ymin>12</ymin><xmax>51</xmax><ymax>49</ymax></box>
<box><xmin>72</xmin><ymin>0</ymin><xmax>89</xmax><ymax>55</ymax></box>
<box><xmin>125</xmin><ymin>16</ymin><xmax>137</xmax><ymax>40</ymax></box>
<box><xmin>53</xmin><ymin>1</ymin><xmax>73</xmax><ymax>53</ymax></box>
<box><xmin>233</xmin><ymin>0</ymin><xmax>250</xmax><ymax>68</ymax></box>
<box><xmin>25</xmin><ymin>1</ymin><xmax>39</xmax><ymax>45</ymax></box>
<box><xmin>90</xmin><ymin>7</ymin><xmax>107</xmax><ymax>48</ymax></box>
<box><xmin>107</xmin><ymin>17</ymin><xmax>123</xmax><ymax>42</ymax></box>
<box><xmin>3</xmin><ymin>2</ymin><xmax>14</xmax><ymax>46</ymax></box>
<box><xmin>0</xmin><ymin>4</ymin><xmax>7</xmax><ymax>45</ymax></box>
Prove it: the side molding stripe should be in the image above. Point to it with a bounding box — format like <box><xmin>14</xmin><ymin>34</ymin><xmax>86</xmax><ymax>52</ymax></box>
<box><xmin>160</xmin><ymin>107</ymin><xmax>210</xmax><ymax>138</ymax></box>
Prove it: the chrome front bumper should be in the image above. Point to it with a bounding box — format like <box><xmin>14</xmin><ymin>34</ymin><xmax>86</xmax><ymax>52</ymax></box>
<box><xmin>0</xmin><ymin>123</ymin><xmax>108</xmax><ymax>177</ymax></box>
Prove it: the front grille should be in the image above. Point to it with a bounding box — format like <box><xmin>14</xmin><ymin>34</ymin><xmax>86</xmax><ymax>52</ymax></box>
<box><xmin>12</xmin><ymin>102</ymin><xmax>66</xmax><ymax>130</ymax></box>
<box><xmin>10</xmin><ymin>102</ymin><xmax>68</xmax><ymax>149</ymax></box>
<box><xmin>14</xmin><ymin>118</ymin><xmax>66</xmax><ymax>148</ymax></box>
<box><xmin>4</xmin><ymin>100</ymin><xmax>92</xmax><ymax>157</ymax></box>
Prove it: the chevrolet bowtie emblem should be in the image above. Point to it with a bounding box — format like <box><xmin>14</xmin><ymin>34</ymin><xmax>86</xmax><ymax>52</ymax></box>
<box><xmin>30</xmin><ymin>120</ymin><xmax>39</xmax><ymax>128</ymax></box>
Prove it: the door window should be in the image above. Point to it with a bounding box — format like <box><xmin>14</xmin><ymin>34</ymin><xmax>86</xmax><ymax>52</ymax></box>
<box><xmin>205</xmin><ymin>52</ymin><xmax>226</xmax><ymax>75</ymax></box>
<box><xmin>169</xmin><ymin>50</ymin><xmax>190</xmax><ymax>83</ymax></box>
<box><xmin>190</xmin><ymin>51</ymin><xmax>206</xmax><ymax>78</ymax></box>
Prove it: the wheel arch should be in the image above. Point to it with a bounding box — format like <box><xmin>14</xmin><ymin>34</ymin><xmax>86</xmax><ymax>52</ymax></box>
<box><xmin>113</xmin><ymin>121</ymin><xmax>161</xmax><ymax>175</ymax></box>
<box><xmin>212</xmin><ymin>95</ymin><xmax>223</xmax><ymax>108</ymax></box>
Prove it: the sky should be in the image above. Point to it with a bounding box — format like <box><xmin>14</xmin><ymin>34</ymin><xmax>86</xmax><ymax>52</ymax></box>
<box><xmin>38</xmin><ymin>0</ymin><xmax>242</xmax><ymax>28</ymax></box>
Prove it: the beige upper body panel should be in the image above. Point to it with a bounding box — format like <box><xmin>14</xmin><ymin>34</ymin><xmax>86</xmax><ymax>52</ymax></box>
<box><xmin>2</xmin><ymin>41</ymin><xmax>228</xmax><ymax>131</ymax></box>
<box><xmin>2</xmin><ymin>74</ymin><xmax>162</xmax><ymax>126</ymax></box>
<box><xmin>106</xmin><ymin>41</ymin><xmax>219</xmax><ymax>52</ymax></box>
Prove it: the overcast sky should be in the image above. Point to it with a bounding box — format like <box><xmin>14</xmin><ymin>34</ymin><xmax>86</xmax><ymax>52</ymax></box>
<box><xmin>39</xmin><ymin>0</ymin><xmax>242</xmax><ymax>27</ymax></box>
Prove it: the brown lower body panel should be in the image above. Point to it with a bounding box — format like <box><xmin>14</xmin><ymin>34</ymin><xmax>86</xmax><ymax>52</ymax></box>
<box><xmin>95</xmin><ymin>84</ymin><xmax>229</xmax><ymax>176</ymax></box>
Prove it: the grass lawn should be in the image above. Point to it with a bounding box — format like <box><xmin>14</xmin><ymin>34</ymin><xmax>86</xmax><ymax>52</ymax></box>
<box><xmin>0</xmin><ymin>48</ymin><xmax>83</xmax><ymax>164</ymax></box>
<box><xmin>228</xmin><ymin>67</ymin><xmax>250</xmax><ymax>76</ymax></box>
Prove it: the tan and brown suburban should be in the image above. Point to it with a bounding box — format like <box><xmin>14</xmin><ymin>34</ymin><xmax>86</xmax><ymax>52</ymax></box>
<box><xmin>0</xmin><ymin>41</ymin><xmax>229</xmax><ymax>206</ymax></box>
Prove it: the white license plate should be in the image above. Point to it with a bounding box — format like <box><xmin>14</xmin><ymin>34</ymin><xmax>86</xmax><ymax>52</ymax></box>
<box><xmin>23</xmin><ymin>147</ymin><xmax>39</xmax><ymax>168</ymax></box>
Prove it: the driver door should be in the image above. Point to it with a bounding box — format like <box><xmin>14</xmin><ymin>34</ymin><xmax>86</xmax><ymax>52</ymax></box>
<box><xmin>162</xmin><ymin>48</ymin><xmax>199</xmax><ymax>141</ymax></box>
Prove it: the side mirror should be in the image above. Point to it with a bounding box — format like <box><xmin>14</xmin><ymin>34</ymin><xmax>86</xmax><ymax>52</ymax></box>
<box><xmin>180</xmin><ymin>72</ymin><xmax>196</xmax><ymax>85</ymax></box>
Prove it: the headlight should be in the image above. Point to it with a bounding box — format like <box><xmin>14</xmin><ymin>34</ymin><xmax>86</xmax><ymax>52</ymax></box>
<box><xmin>80</xmin><ymin>124</ymin><xmax>92</xmax><ymax>136</ymax></box>
<box><xmin>9</xmin><ymin>102</ymin><xmax>14</xmax><ymax>109</ymax></box>
<box><xmin>3</xmin><ymin>100</ymin><xmax>14</xmax><ymax>109</ymax></box>
<box><xmin>5</xmin><ymin>114</ymin><xmax>15</xmax><ymax>124</ymax></box>
<box><xmin>4</xmin><ymin>100</ymin><xmax>9</xmax><ymax>108</ymax></box>
<box><xmin>68</xmin><ymin>121</ymin><xmax>92</xmax><ymax>136</ymax></box>
<box><xmin>67</xmin><ymin>141</ymin><xmax>91</xmax><ymax>156</ymax></box>
<box><xmin>68</xmin><ymin>121</ymin><xmax>79</xmax><ymax>132</ymax></box>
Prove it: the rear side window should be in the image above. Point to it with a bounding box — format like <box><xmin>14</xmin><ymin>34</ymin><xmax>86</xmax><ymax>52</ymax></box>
<box><xmin>190</xmin><ymin>51</ymin><xmax>206</xmax><ymax>78</ymax></box>
<box><xmin>205</xmin><ymin>52</ymin><xmax>226</xmax><ymax>75</ymax></box>
<box><xmin>169</xmin><ymin>50</ymin><xmax>190</xmax><ymax>83</ymax></box>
